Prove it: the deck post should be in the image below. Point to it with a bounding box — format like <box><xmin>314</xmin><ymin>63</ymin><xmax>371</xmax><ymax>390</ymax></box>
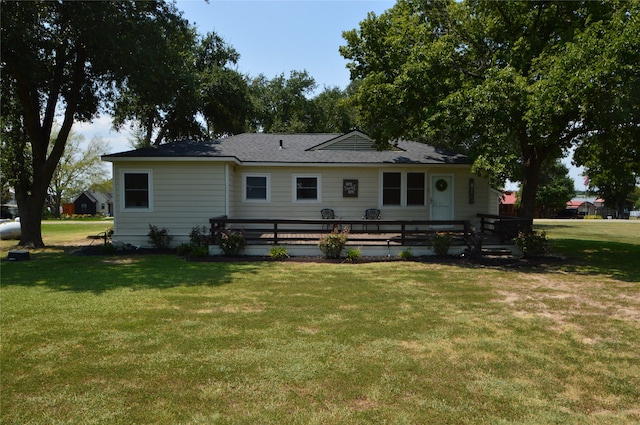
<box><xmin>273</xmin><ymin>223</ymin><xmax>278</xmax><ymax>245</ymax></box>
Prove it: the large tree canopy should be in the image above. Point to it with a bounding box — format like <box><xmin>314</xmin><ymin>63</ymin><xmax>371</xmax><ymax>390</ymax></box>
<box><xmin>1</xmin><ymin>1</ymin><xmax>192</xmax><ymax>247</ymax></box>
<box><xmin>340</xmin><ymin>0</ymin><xmax>640</xmax><ymax>218</ymax></box>
<box><xmin>114</xmin><ymin>31</ymin><xmax>252</xmax><ymax>146</ymax></box>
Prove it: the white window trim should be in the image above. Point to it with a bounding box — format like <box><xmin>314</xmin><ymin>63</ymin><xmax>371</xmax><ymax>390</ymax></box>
<box><xmin>120</xmin><ymin>169</ymin><xmax>153</xmax><ymax>212</ymax></box>
<box><xmin>380</xmin><ymin>171</ymin><xmax>427</xmax><ymax>208</ymax></box>
<box><xmin>292</xmin><ymin>174</ymin><xmax>322</xmax><ymax>203</ymax></box>
<box><xmin>242</xmin><ymin>173</ymin><xmax>271</xmax><ymax>202</ymax></box>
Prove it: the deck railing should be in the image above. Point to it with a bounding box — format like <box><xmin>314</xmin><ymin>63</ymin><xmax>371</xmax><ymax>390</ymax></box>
<box><xmin>210</xmin><ymin>216</ymin><xmax>475</xmax><ymax>247</ymax></box>
<box><xmin>477</xmin><ymin>214</ymin><xmax>533</xmax><ymax>243</ymax></box>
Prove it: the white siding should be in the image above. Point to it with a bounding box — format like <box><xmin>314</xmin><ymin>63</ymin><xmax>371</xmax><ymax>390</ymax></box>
<box><xmin>112</xmin><ymin>161</ymin><xmax>226</xmax><ymax>247</ymax></box>
<box><xmin>232</xmin><ymin>165</ymin><xmax>493</xmax><ymax>223</ymax></box>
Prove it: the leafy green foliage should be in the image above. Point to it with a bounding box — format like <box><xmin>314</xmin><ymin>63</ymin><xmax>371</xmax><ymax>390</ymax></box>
<box><xmin>515</xmin><ymin>230</ymin><xmax>548</xmax><ymax>258</ymax></box>
<box><xmin>431</xmin><ymin>232</ymin><xmax>452</xmax><ymax>257</ymax></box>
<box><xmin>147</xmin><ymin>224</ymin><xmax>172</xmax><ymax>250</ymax></box>
<box><xmin>398</xmin><ymin>248</ymin><xmax>414</xmax><ymax>260</ymax></box>
<box><xmin>189</xmin><ymin>226</ymin><xmax>211</xmax><ymax>248</ymax></box>
<box><xmin>345</xmin><ymin>247</ymin><xmax>361</xmax><ymax>262</ymax></box>
<box><xmin>318</xmin><ymin>229</ymin><xmax>349</xmax><ymax>259</ymax></box>
<box><xmin>219</xmin><ymin>230</ymin><xmax>246</xmax><ymax>256</ymax></box>
<box><xmin>247</xmin><ymin>71</ymin><xmax>357</xmax><ymax>133</ymax></box>
<box><xmin>1</xmin><ymin>1</ymin><xmax>193</xmax><ymax>247</ymax></box>
<box><xmin>340</xmin><ymin>1</ymin><xmax>639</xmax><ymax>218</ymax></box>
<box><xmin>527</xmin><ymin>159</ymin><xmax>576</xmax><ymax>217</ymax></box>
<box><xmin>269</xmin><ymin>246</ymin><xmax>289</xmax><ymax>260</ymax></box>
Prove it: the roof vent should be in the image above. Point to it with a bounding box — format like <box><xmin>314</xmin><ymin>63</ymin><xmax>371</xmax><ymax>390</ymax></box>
<box><xmin>279</xmin><ymin>139</ymin><xmax>283</xmax><ymax>149</ymax></box>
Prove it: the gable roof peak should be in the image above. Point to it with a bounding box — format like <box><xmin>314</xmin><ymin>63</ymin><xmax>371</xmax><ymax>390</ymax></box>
<box><xmin>307</xmin><ymin>130</ymin><xmax>403</xmax><ymax>152</ymax></box>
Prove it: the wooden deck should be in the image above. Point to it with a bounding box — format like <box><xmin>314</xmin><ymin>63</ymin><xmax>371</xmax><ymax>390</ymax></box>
<box><xmin>208</xmin><ymin>215</ymin><xmax>531</xmax><ymax>257</ymax></box>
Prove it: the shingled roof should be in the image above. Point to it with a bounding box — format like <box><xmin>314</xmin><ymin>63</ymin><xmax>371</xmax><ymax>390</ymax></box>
<box><xmin>102</xmin><ymin>131</ymin><xmax>468</xmax><ymax>165</ymax></box>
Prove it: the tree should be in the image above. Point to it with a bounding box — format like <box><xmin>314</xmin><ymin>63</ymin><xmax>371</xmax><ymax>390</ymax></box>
<box><xmin>340</xmin><ymin>0</ymin><xmax>640</xmax><ymax>218</ymax></box>
<box><xmin>531</xmin><ymin>160</ymin><xmax>576</xmax><ymax>218</ymax></box>
<box><xmin>48</xmin><ymin>131</ymin><xmax>110</xmax><ymax>218</ymax></box>
<box><xmin>1</xmin><ymin>1</ymin><xmax>191</xmax><ymax>247</ymax></box>
<box><xmin>248</xmin><ymin>70</ymin><xmax>317</xmax><ymax>133</ymax></box>
<box><xmin>309</xmin><ymin>86</ymin><xmax>358</xmax><ymax>133</ymax></box>
<box><xmin>247</xmin><ymin>72</ymin><xmax>357</xmax><ymax>133</ymax></box>
<box><xmin>115</xmin><ymin>31</ymin><xmax>252</xmax><ymax>146</ymax></box>
<box><xmin>578</xmin><ymin>134</ymin><xmax>639</xmax><ymax>217</ymax></box>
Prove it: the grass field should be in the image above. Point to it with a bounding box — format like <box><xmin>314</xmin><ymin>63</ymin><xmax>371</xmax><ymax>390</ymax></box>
<box><xmin>1</xmin><ymin>220</ymin><xmax>639</xmax><ymax>424</ymax></box>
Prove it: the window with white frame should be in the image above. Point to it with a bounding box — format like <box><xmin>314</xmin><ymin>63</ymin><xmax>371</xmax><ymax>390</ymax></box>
<box><xmin>244</xmin><ymin>174</ymin><xmax>269</xmax><ymax>201</ymax></box>
<box><xmin>122</xmin><ymin>171</ymin><xmax>152</xmax><ymax>210</ymax></box>
<box><xmin>382</xmin><ymin>171</ymin><xmax>426</xmax><ymax>206</ymax></box>
<box><xmin>407</xmin><ymin>172</ymin><xmax>426</xmax><ymax>206</ymax></box>
<box><xmin>294</xmin><ymin>176</ymin><xmax>320</xmax><ymax>201</ymax></box>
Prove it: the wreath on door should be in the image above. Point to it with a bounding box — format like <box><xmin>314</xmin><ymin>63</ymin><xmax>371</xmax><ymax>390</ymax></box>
<box><xmin>435</xmin><ymin>178</ymin><xmax>448</xmax><ymax>192</ymax></box>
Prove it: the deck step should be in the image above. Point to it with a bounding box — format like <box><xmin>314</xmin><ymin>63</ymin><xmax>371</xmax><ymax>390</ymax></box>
<box><xmin>481</xmin><ymin>248</ymin><xmax>513</xmax><ymax>257</ymax></box>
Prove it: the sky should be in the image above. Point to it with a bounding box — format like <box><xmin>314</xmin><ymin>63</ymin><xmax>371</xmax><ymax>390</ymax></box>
<box><xmin>78</xmin><ymin>0</ymin><xmax>584</xmax><ymax>189</ymax></box>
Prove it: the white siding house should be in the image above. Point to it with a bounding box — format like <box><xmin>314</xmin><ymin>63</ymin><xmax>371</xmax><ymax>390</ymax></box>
<box><xmin>103</xmin><ymin>131</ymin><xmax>500</xmax><ymax>249</ymax></box>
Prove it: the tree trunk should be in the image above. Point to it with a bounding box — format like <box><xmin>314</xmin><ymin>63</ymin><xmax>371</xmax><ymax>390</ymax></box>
<box><xmin>16</xmin><ymin>190</ymin><xmax>46</xmax><ymax>248</ymax></box>
<box><xmin>518</xmin><ymin>148</ymin><xmax>544</xmax><ymax>220</ymax></box>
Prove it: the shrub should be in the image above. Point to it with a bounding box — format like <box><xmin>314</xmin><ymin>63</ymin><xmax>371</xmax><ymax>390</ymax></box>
<box><xmin>189</xmin><ymin>226</ymin><xmax>211</xmax><ymax>248</ymax></box>
<box><xmin>189</xmin><ymin>246</ymin><xmax>209</xmax><ymax>258</ymax></box>
<box><xmin>147</xmin><ymin>224</ymin><xmax>172</xmax><ymax>249</ymax></box>
<box><xmin>345</xmin><ymin>247</ymin><xmax>361</xmax><ymax>262</ymax></box>
<box><xmin>176</xmin><ymin>243</ymin><xmax>193</xmax><ymax>256</ymax></box>
<box><xmin>99</xmin><ymin>243</ymin><xmax>117</xmax><ymax>255</ymax></box>
<box><xmin>269</xmin><ymin>246</ymin><xmax>289</xmax><ymax>260</ymax></box>
<box><xmin>319</xmin><ymin>229</ymin><xmax>348</xmax><ymax>259</ymax></box>
<box><xmin>431</xmin><ymin>232</ymin><xmax>452</xmax><ymax>257</ymax></box>
<box><xmin>219</xmin><ymin>230</ymin><xmax>246</xmax><ymax>256</ymax></box>
<box><xmin>584</xmin><ymin>215</ymin><xmax>603</xmax><ymax>220</ymax></box>
<box><xmin>515</xmin><ymin>230</ymin><xmax>548</xmax><ymax>258</ymax></box>
<box><xmin>398</xmin><ymin>248</ymin><xmax>414</xmax><ymax>260</ymax></box>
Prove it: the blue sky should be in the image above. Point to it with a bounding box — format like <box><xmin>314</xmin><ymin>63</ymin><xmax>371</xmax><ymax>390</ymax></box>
<box><xmin>178</xmin><ymin>0</ymin><xmax>395</xmax><ymax>93</ymax></box>
<box><xmin>81</xmin><ymin>0</ymin><xmax>583</xmax><ymax>188</ymax></box>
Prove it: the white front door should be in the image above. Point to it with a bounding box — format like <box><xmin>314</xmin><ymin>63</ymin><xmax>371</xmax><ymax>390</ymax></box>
<box><xmin>430</xmin><ymin>175</ymin><xmax>454</xmax><ymax>221</ymax></box>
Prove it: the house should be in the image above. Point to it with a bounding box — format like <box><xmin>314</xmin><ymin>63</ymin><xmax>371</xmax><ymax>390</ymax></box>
<box><xmin>73</xmin><ymin>191</ymin><xmax>113</xmax><ymax>216</ymax></box>
<box><xmin>499</xmin><ymin>191</ymin><xmax>518</xmax><ymax>217</ymax></box>
<box><xmin>102</xmin><ymin>131</ymin><xmax>503</xmax><ymax>254</ymax></box>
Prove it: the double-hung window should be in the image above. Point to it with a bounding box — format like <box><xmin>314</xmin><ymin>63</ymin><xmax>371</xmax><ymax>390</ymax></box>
<box><xmin>382</xmin><ymin>172</ymin><xmax>402</xmax><ymax>206</ymax></box>
<box><xmin>294</xmin><ymin>176</ymin><xmax>320</xmax><ymax>202</ymax></box>
<box><xmin>244</xmin><ymin>174</ymin><xmax>269</xmax><ymax>201</ymax></box>
<box><xmin>123</xmin><ymin>171</ymin><xmax>152</xmax><ymax>210</ymax></box>
<box><xmin>382</xmin><ymin>171</ymin><xmax>426</xmax><ymax>206</ymax></box>
<box><xmin>406</xmin><ymin>172</ymin><xmax>426</xmax><ymax>206</ymax></box>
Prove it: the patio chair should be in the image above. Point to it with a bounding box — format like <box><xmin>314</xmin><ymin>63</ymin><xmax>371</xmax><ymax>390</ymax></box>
<box><xmin>321</xmin><ymin>208</ymin><xmax>335</xmax><ymax>230</ymax></box>
<box><xmin>363</xmin><ymin>208</ymin><xmax>381</xmax><ymax>231</ymax></box>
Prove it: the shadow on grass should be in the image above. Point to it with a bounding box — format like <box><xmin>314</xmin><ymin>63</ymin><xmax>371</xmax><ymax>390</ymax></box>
<box><xmin>0</xmin><ymin>248</ymin><xmax>264</xmax><ymax>294</ymax></box>
<box><xmin>545</xmin><ymin>238</ymin><xmax>640</xmax><ymax>282</ymax></box>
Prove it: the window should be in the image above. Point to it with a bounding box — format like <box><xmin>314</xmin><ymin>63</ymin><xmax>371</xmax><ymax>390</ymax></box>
<box><xmin>123</xmin><ymin>171</ymin><xmax>151</xmax><ymax>209</ymax></box>
<box><xmin>244</xmin><ymin>175</ymin><xmax>269</xmax><ymax>201</ymax></box>
<box><xmin>382</xmin><ymin>172</ymin><xmax>401</xmax><ymax>205</ymax></box>
<box><xmin>294</xmin><ymin>176</ymin><xmax>320</xmax><ymax>201</ymax></box>
<box><xmin>407</xmin><ymin>172</ymin><xmax>425</xmax><ymax>206</ymax></box>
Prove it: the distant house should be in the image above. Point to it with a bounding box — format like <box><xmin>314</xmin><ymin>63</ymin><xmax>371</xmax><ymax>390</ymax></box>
<box><xmin>566</xmin><ymin>199</ymin><xmax>596</xmax><ymax>216</ymax></box>
<box><xmin>73</xmin><ymin>191</ymin><xmax>113</xmax><ymax>216</ymax></box>
<box><xmin>102</xmin><ymin>130</ymin><xmax>503</xmax><ymax>250</ymax></box>
<box><xmin>500</xmin><ymin>191</ymin><xmax>518</xmax><ymax>216</ymax></box>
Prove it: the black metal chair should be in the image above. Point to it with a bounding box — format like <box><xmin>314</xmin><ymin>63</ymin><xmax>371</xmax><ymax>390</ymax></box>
<box><xmin>321</xmin><ymin>208</ymin><xmax>335</xmax><ymax>230</ymax></box>
<box><xmin>363</xmin><ymin>208</ymin><xmax>381</xmax><ymax>231</ymax></box>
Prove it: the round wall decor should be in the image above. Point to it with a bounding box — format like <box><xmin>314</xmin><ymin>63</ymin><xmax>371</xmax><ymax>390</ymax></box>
<box><xmin>435</xmin><ymin>178</ymin><xmax>448</xmax><ymax>192</ymax></box>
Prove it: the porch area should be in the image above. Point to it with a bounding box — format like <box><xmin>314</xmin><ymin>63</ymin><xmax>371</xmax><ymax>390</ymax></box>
<box><xmin>209</xmin><ymin>214</ymin><xmax>532</xmax><ymax>257</ymax></box>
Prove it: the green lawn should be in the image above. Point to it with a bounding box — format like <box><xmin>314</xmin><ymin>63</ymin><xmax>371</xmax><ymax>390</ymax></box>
<box><xmin>1</xmin><ymin>220</ymin><xmax>639</xmax><ymax>424</ymax></box>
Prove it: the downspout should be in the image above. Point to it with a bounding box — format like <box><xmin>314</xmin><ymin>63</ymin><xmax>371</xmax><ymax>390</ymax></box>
<box><xmin>225</xmin><ymin>163</ymin><xmax>230</xmax><ymax>217</ymax></box>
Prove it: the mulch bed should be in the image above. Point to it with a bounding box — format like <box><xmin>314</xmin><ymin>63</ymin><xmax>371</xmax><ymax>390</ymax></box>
<box><xmin>71</xmin><ymin>245</ymin><xmax>567</xmax><ymax>268</ymax></box>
